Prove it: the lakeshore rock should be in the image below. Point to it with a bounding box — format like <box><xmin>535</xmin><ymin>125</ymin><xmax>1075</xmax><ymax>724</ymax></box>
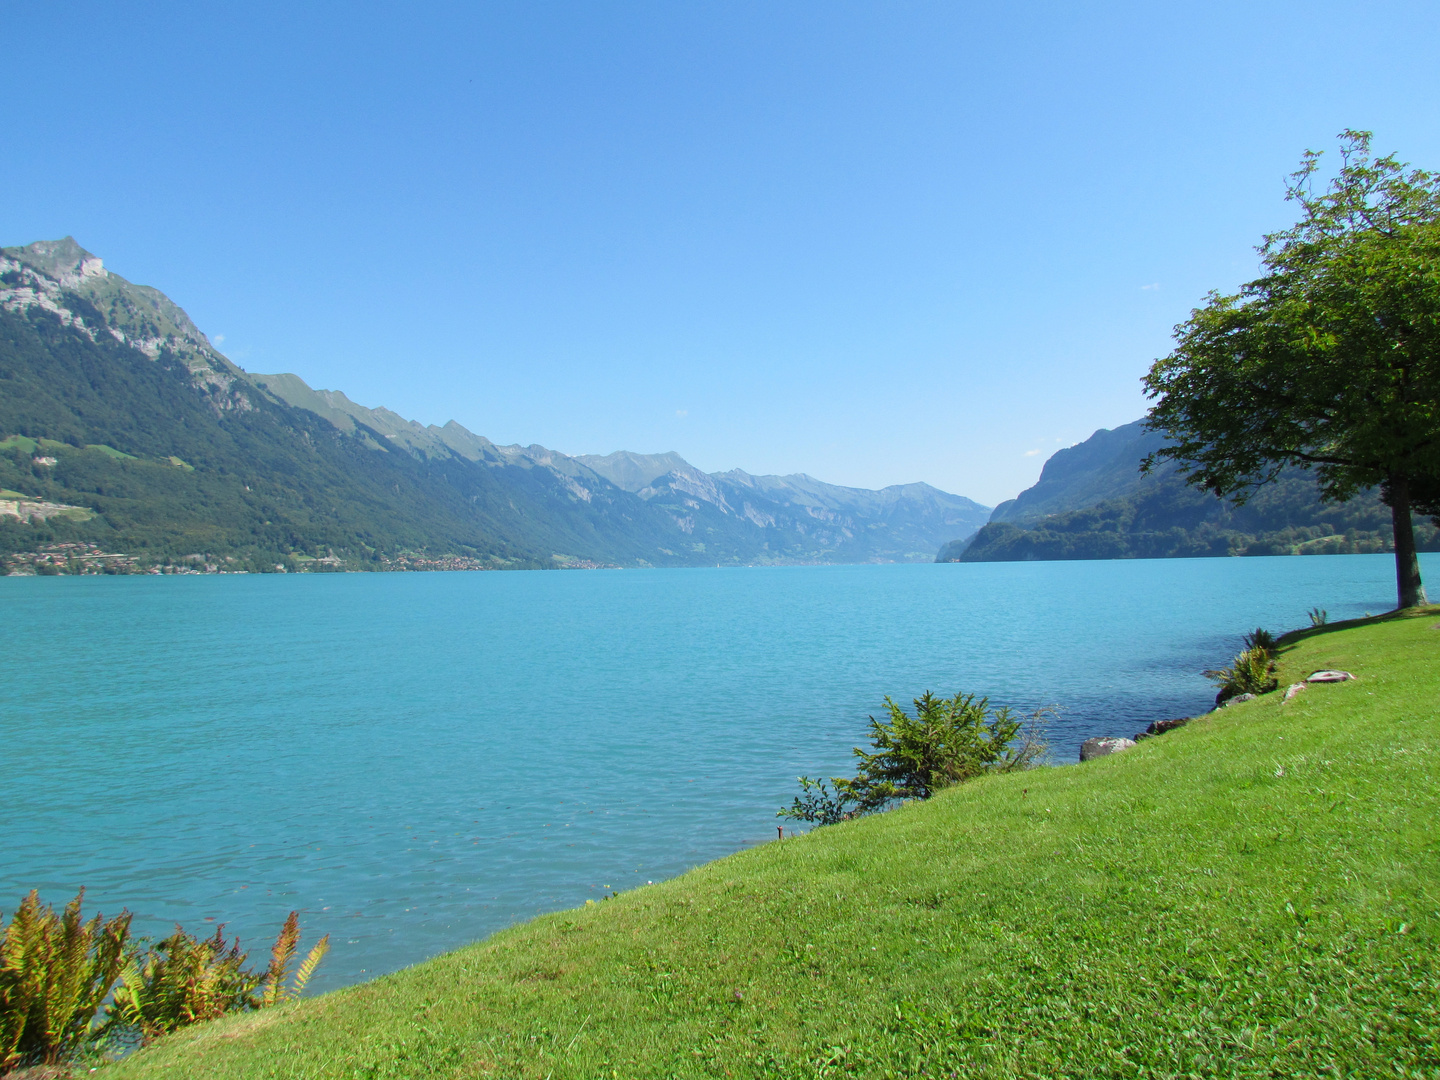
<box><xmin>1307</xmin><ymin>670</ymin><xmax>1355</xmax><ymax>683</ymax></box>
<box><xmin>1080</xmin><ymin>736</ymin><xmax>1136</xmax><ymax>762</ymax></box>
<box><xmin>1283</xmin><ymin>682</ymin><xmax>1307</xmax><ymax>700</ymax></box>
<box><xmin>1134</xmin><ymin>717</ymin><xmax>1191</xmax><ymax>741</ymax></box>
<box><xmin>1216</xmin><ymin>693</ymin><xmax>1256</xmax><ymax>709</ymax></box>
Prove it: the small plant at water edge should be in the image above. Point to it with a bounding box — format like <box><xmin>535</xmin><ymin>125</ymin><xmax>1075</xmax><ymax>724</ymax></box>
<box><xmin>1204</xmin><ymin>646</ymin><xmax>1279</xmax><ymax>705</ymax></box>
<box><xmin>781</xmin><ymin>691</ymin><xmax>1049</xmax><ymax>825</ymax></box>
<box><xmin>259</xmin><ymin>910</ymin><xmax>331</xmax><ymax>1008</ymax></box>
<box><xmin>1</xmin><ymin>892</ymin><xmax>329</xmax><ymax>1071</ymax></box>
<box><xmin>0</xmin><ymin>889</ymin><xmax>131</xmax><ymax>1073</ymax></box>
<box><xmin>106</xmin><ymin>927</ymin><xmax>255</xmax><ymax>1046</ymax></box>
<box><xmin>780</xmin><ymin>777</ymin><xmax>859</xmax><ymax>826</ymax></box>
<box><xmin>104</xmin><ymin>910</ymin><xmax>330</xmax><ymax>1048</ymax></box>
<box><xmin>1308</xmin><ymin>606</ymin><xmax>1329</xmax><ymax>627</ymax></box>
<box><xmin>1242</xmin><ymin>627</ymin><xmax>1278</xmax><ymax>656</ymax></box>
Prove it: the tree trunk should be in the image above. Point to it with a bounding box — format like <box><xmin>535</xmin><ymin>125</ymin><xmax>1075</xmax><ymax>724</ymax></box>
<box><xmin>1389</xmin><ymin>473</ymin><xmax>1429</xmax><ymax>609</ymax></box>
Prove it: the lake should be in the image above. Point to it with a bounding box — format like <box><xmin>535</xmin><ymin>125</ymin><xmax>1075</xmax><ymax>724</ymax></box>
<box><xmin>1</xmin><ymin>554</ymin><xmax>1426</xmax><ymax>990</ymax></box>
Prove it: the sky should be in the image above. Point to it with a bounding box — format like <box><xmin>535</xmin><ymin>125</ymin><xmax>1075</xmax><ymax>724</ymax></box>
<box><xmin>5</xmin><ymin>2</ymin><xmax>1440</xmax><ymax>506</ymax></box>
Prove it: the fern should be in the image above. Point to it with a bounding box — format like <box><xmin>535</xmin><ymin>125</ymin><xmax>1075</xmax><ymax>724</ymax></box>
<box><xmin>290</xmin><ymin>935</ymin><xmax>331</xmax><ymax>1001</ymax></box>
<box><xmin>258</xmin><ymin>911</ymin><xmax>329</xmax><ymax>1005</ymax></box>
<box><xmin>261</xmin><ymin>911</ymin><xmax>301</xmax><ymax>1008</ymax></box>
<box><xmin>1205</xmin><ymin>646</ymin><xmax>1279</xmax><ymax>704</ymax></box>
<box><xmin>105</xmin><ymin>926</ymin><xmax>259</xmax><ymax>1045</ymax></box>
<box><xmin>4</xmin><ymin>893</ymin><xmax>331</xmax><ymax>1063</ymax></box>
<box><xmin>0</xmin><ymin>889</ymin><xmax>131</xmax><ymax>1070</ymax></box>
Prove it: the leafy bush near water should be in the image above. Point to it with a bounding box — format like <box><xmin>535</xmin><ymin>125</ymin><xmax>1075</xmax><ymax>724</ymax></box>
<box><xmin>0</xmin><ymin>892</ymin><xmax>329</xmax><ymax>1073</ymax></box>
<box><xmin>1204</xmin><ymin>627</ymin><xmax>1282</xmax><ymax>706</ymax></box>
<box><xmin>780</xmin><ymin>691</ymin><xmax>1048</xmax><ymax>825</ymax></box>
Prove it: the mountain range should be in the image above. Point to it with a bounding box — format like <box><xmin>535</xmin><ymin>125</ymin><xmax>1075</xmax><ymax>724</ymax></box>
<box><xmin>0</xmin><ymin>238</ymin><xmax>989</xmax><ymax>572</ymax></box>
<box><xmin>938</xmin><ymin>418</ymin><xmax>1440</xmax><ymax>563</ymax></box>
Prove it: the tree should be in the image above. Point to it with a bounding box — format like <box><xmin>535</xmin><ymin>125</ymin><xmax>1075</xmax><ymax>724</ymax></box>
<box><xmin>1143</xmin><ymin>131</ymin><xmax>1440</xmax><ymax>609</ymax></box>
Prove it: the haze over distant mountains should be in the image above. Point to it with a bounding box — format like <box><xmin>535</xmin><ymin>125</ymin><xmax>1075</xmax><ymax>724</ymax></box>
<box><xmin>0</xmin><ymin>238</ymin><xmax>989</xmax><ymax>571</ymax></box>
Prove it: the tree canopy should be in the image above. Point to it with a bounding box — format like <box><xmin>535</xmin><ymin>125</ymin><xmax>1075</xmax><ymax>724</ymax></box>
<box><xmin>1144</xmin><ymin>131</ymin><xmax>1440</xmax><ymax>608</ymax></box>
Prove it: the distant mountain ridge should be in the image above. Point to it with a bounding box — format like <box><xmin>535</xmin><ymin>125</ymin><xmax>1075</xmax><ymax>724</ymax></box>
<box><xmin>937</xmin><ymin>419</ymin><xmax>1438</xmax><ymax>563</ymax></box>
<box><xmin>0</xmin><ymin>237</ymin><xmax>988</xmax><ymax>570</ymax></box>
<box><xmin>574</xmin><ymin>450</ymin><xmax>989</xmax><ymax>556</ymax></box>
<box><xmin>249</xmin><ymin>376</ymin><xmax>991</xmax><ymax>561</ymax></box>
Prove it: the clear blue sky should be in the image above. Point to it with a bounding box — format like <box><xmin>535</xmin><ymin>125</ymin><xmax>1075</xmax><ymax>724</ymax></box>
<box><xmin>5</xmin><ymin>2</ymin><xmax>1439</xmax><ymax>505</ymax></box>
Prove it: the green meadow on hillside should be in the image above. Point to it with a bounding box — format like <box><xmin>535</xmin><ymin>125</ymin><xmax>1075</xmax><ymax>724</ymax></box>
<box><xmin>108</xmin><ymin>612</ymin><xmax>1440</xmax><ymax>1079</ymax></box>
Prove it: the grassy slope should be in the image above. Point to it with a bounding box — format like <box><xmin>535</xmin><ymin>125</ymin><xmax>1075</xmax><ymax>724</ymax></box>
<box><xmin>110</xmin><ymin>613</ymin><xmax>1440</xmax><ymax>1079</ymax></box>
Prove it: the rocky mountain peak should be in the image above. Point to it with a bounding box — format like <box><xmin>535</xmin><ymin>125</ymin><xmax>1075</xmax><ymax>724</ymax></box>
<box><xmin>7</xmin><ymin>237</ymin><xmax>107</xmax><ymax>285</ymax></box>
<box><xmin>1</xmin><ymin>238</ymin><xmax>251</xmax><ymax>413</ymax></box>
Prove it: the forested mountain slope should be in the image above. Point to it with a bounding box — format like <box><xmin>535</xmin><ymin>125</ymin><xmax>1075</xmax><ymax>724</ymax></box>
<box><xmin>938</xmin><ymin>419</ymin><xmax>1438</xmax><ymax>563</ymax></box>
<box><xmin>0</xmin><ymin>238</ymin><xmax>984</xmax><ymax>571</ymax></box>
<box><xmin>0</xmin><ymin>267</ymin><xmax>630</xmax><ymax>570</ymax></box>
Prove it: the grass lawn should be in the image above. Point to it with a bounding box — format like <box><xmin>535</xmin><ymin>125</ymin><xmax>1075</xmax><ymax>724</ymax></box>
<box><xmin>107</xmin><ymin>610</ymin><xmax>1440</xmax><ymax>1079</ymax></box>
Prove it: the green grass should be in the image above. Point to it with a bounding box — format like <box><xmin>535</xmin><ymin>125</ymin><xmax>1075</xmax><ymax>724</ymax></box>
<box><xmin>107</xmin><ymin>612</ymin><xmax>1440</xmax><ymax>1079</ymax></box>
<box><xmin>85</xmin><ymin>443</ymin><xmax>137</xmax><ymax>460</ymax></box>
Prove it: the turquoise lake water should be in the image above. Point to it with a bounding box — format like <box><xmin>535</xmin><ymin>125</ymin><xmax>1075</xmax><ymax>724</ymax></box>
<box><xmin>1</xmin><ymin>555</ymin><xmax>1429</xmax><ymax>990</ymax></box>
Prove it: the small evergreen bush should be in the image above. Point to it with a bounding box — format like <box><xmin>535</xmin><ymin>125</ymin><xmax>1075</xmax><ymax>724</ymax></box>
<box><xmin>781</xmin><ymin>692</ymin><xmax>1047</xmax><ymax>825</ymax></box>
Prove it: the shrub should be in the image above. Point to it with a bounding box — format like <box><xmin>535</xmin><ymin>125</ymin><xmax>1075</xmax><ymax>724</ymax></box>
<box><xmin>1205</xmin><ymin>646</ymin><xmax>1279</xmax><ymax>705</ymax></box>
<box><xmin>781</xmin><ymin>692</ymin><xmax>1048</xmax><ymax>825</ymax></box>
<box><xmin>779</xmin><ymin>777</ymin><xmax>858</xmax><ymax>826</ymax></box>
<box><xmin>1308</xmin><ymin>606</ymin><xmax>1329</xmax><ymax>626</ymax></box>
<box><xmin>0</xmin><ymin>889</ymin><xmax>131</xmax><ymax>1072</ymax></box>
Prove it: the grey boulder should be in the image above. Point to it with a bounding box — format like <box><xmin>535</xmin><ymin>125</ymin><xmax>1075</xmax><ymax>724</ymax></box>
<box><xmin>1080</xmin><ymin>736</ymin><xmax>1136</xmax><ymax>762</ymax></box>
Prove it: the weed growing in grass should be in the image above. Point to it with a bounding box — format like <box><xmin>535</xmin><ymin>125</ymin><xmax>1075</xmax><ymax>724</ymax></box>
<box><xmin>778</xmin><ymin>777</ymin><xmax>857</xmax><ymax>826</ymax></box>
